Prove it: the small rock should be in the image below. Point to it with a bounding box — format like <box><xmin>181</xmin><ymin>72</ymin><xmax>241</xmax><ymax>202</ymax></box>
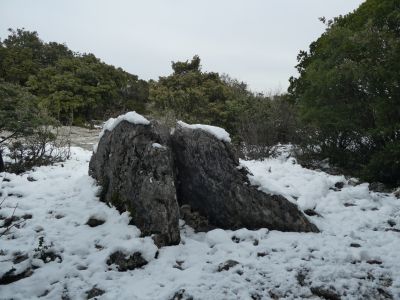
<box><xmin>334</xmin><ymin>182</ymin><xmax>345</xmax><ymax>190</ymax></box>
<box><xmin>39</xmin><ymin>290</ymin><xmax>50</xmax><ymax>297</ymax></box>
<box><xmin>7</xmin><ymin>193</ymin><xmax>23</xmax><ymax>198</ymax></box>
<box><xmin>388</xmin><ymin>220</ymin><xmax>396</xmax><ymax>227</ymax></box>
<box><xmin>1</xmin><ymin>216</ymin><xmax>20</xmax><ymax>228</ymax></box>
<box><xmin>231</xmin><ymin>236</ymin><xmax>241</xmax><ymax>243</ymax></box>
<box><xmin>86</xmin><ymin>286</ymin><xmax>105</xmax><ymax>299</ymax></box>
<box><xmin>296</xmin><ymin>269</ymin><xmax>308</xmax><ymax>287</ymax></box>
<box><xmin>310</xmin><ymin>286</ymin><xmax>341</xmax><ymax>300</ymax></box>
<box><xmin>257</xmin><ymin>252</ymin><xmax>268</xmax><ymax>257</ymax></box>
<box><xmin>94</xmin><ymin>244</ymin><xmax>104</xmax><ymax>250</ymax></box>
<box><xmin>251</xmin><ymin>293</ymin><xmax>262</xmax><ymax>300</ymax></box>
<box><xmin>173</xmin><ymin>260</ymin><xmax>184</xmax><ymax>270</ymax></box>
<box><xmin>106</xmin><ymin>251</ymin><xmax>147</xmax><ymax>271</ymax></box>
<box><xmin>55</xmin><ymin>214</ymin><xmax>64</xmax><ymax>219</ymax></box>
<box><xmin>350</xmin><ymin>243</ymin><xmax>361</xmax><ymax>248</ymax></box>
<box><xmin>27</xmin><ymin>176</ymin><xmax>37</xmax><ymax>182</ymax></box>
<box><xmin>385</xmin><ymin>228</ymin><xmax>400</xmax><ymax>232</ymax></box>
<box><xmin>169</xmin><ymin>289</ymin><xmax>193</xmax><ymax>300</ymax></box>
<box><xmin>0</xmin><ymin>267</ymin><xmax>33</xmax><ymax>285</ymax></box>
<box><xmin>344</xmin><ymin>203</ymin><xmax>356</xmax><ymax>207</ymax></box>
<box><xmin>22</xmin><ymin>214</ymin><xmax>32</xmax><ymax>220</ymax></box>
<box><xmin>304</xmin><ymin>209</ymin><xmax>322</xmax><ymax>217</ymax></box>
<box><xmin>367</xmin><ymin>259</ymin><xmax>382</xmax><ymax>265</ymax></box>
<box><xmin>86</xmin><ymin>217</ymin><xmax>105</xmax><ymax>227</ymax></box>
<box><xmin>268</xmin><ymin>289</ymin><xmax>283</xmax><ymax>299</ymax></box>
<box><xmin>13</xmin><ymin>252</ymin><xmax>29</xmax><ymax>264</ymax></box>
<box><xmin>217</xmin><ymin>260</ymin><xmax>239</xmax><ymax>272</ymax></box>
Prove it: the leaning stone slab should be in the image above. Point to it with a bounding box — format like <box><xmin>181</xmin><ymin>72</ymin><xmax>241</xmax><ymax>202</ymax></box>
<box><xmin>171</xmin><ymin>122</ymin><xmax>318</xmax><ymax>233</ymax></box>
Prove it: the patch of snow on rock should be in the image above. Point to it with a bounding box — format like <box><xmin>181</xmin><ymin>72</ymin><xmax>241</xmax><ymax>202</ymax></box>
<box><xmin>99</xmin><ymin>111</ymin><xmax>150</xmax><ymax>139</ymax></box>
<box><xmin>152</xmin><ymin>143</ymin><xmax>166</xmax><ymax>149</ymax></box>
<box><xmin>177</xmin><ymin>121</ymin><xmax>231</xmax><ymax>143</ymax></box>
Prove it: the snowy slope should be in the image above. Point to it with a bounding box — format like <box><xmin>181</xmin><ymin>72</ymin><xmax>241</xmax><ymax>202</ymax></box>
<box><xmin>0</xmin><ymin>147</ymin><xmax>399</xmax><ymax>299</ymax></box>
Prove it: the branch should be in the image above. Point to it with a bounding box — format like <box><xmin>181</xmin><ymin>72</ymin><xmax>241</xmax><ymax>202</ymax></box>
<box><xmin>0</xmin><ymin>175</ymin><xmax>7</xmax><ymax>207</ymax></box>
<box><xmin>0</xmin><ymin>219</ymin><xmax>25</xmax><ymax>237</ymax></box>
<box><xmin>0</xmin><ymin>203</ymin><xmax>24</xmax><ymax>237</ymax></box>
<box><xmin>0</xmin><ymin>130</ymin><xmax>21</xmax><ymax>144</ymax></box>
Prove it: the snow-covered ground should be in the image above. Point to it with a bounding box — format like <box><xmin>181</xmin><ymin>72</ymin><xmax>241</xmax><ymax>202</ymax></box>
<box><xmin>1</xmin><ymin>147</ymin><xmax>399</xmax><ymax>299</ymax></box>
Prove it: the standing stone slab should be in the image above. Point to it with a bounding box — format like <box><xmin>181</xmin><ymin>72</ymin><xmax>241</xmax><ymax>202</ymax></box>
<box><xmin>89</xmin><ymin>120</ymin><xmax>180</xmax><ymax>246</ymax></box>
<box><xmin>171</xmin><ymin>123</ymin><xmax>318</xmax><ymax>233</ymax></box>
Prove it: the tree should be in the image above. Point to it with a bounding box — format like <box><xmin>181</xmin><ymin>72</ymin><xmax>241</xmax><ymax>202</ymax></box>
<box><xmin>289</xmin><ymin>0</ymin><xmax>400</xmax><ymax>185</ymax></box>
<box><xmin>1</xmin><ymin>29</ymin><xmax>148</xmax><ymax>125</ymax></box>
<box><xmin>0</xmin><ymin>28</ymin><xmax>72</xmax><ymax>85</ymax></box>
<box><xmin>149</xmin><ymin>56</ymin><xmax>244</xmax><ymax>133</ymax></box>
<box><xmin>27</xmin><ymin>54</ymin><xmax>148</xmax><ymax>124</ymax></box>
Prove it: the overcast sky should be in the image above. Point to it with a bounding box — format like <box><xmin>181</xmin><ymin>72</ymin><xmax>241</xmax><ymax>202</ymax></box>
<box><xmin>1</xmin><ymin>0</ymin><xmax>364</xmax><ymax>93</ymax></box>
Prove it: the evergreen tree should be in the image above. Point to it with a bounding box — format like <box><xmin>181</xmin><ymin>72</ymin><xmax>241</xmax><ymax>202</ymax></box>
<box><xmin>289</xmin><ymin>0</ymin><xmax>400</xmax><ymax>185</ymax></box>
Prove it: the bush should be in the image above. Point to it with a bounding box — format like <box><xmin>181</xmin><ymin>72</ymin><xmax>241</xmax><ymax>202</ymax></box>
<box><xmin>236</xmin><ymin>95</ymin><xmax>299</xmax><ymax>159</ymax></box>
<box><xmin>6</xmin><ymin>125</ymin><xmax>70</xmax><ymax>174</ymax></box>
<box><xmin>289</xmin><ymin>0</ymin><xmax>400</xmax><ymax>185</ymax></box>
<box><xmin>0</xmin><ymin>81</ymin><xmax>70</xmax><ymax>173</ymax></box>
<box><xmin>363</xmin><ymin>141</ymin><xmax>400</xmax><ymax>186</ymax></box>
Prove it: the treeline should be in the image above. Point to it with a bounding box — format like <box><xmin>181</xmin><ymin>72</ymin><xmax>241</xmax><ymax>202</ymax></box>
<box><xmin>1</xmin><ymin>0</ymin><xmax>399</xmax><ymax>186</ymax></box>
<box><xmin>0</xmin><ymin>28</ymin><xmax>148</xmax><ymax>125</ymax></box>
<box><xmin>0</xmin><ymin>29</ymin><xmax>294</xmax><ymax>145</ymax></box>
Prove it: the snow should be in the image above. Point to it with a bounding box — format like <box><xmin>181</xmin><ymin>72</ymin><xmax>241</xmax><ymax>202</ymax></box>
<box><xmin>152</xmin><ymin>143</ymin><xmax>166</xmax><ymax>150</ymax></box>
<box><xmin>177</xmin><ymin>121</ymin><xmax>231</xmax><ymax>143</ymax></box>
<box><xmin>1</xmin><ymin>147</ymin><xmax>400</xmax><ymax>299</ymax></box>
<box><xmin>99</xmin><ymin>111</ymin><xmax>150</xmax><ymax>139</ymax></box>
<box><xmin>93</xmin><ymin>111</ymin><xmax>150</xmax><ymax>153</ymax></box>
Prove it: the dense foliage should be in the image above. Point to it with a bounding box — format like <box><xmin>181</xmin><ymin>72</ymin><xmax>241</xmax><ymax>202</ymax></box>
<box><xmin>149</xmin><ymin>56</ymin><xmax>296</xmax><ymax>146</ymax></box>
<box><xmin>149</xmin><ymin>55</ymin><xmax>233</xmax><ymax>129</ymax></box>
<box><xmin>289</xmin><ymin>0</ymin><xmax>400</xmax><ymax>186</ymax></box>
<box><xmin>0</xmin><ymin>28</ymin><xmax>148</xmax><ymax>125</ymax></box>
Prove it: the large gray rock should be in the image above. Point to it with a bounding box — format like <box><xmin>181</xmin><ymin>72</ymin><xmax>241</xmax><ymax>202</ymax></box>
<box><xmin>171</xmin><ymin>124</ymin><xmax>318</xmax><ymax>233</ymax></box>
<box><xmin>89</xmin><ymin>120</ymin><xmax>180</xmax><ymax>246</ymax></box>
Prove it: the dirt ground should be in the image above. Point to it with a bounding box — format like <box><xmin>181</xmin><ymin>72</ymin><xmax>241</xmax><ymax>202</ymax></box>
<box><xmin>60</xmin><ymin>126</ymin><xmax>101</xmax><ymax>151</ymax></box>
